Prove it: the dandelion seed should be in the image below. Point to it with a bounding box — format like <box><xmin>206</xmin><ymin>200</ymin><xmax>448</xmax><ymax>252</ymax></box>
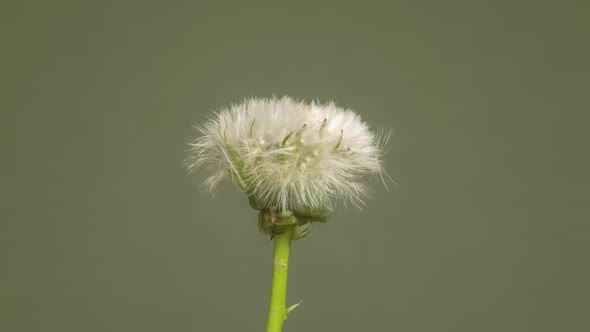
<box><xmin>186</xmin><ymin>96</ymin><xmax>387</xmax><ymax>215</ymax></box>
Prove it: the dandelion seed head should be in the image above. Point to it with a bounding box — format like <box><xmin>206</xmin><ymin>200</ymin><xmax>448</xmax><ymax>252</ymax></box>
<box><xmin>186</xmin><ymin>96</ymin><xmax>387</xmax><ymax>213</ymax></box>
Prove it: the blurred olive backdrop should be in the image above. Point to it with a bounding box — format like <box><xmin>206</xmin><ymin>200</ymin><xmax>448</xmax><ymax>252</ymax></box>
<box><xmin>2</xmin><ymin>2</ymin><xmax>589</xmax><ymax>332</ymax></box>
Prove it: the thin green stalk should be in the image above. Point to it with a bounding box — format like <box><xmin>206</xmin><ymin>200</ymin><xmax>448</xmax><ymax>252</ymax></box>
<box><xmin>266</xmin><ymin>226</ymin><xmax>294</xmax><ymax>332</ymax></box>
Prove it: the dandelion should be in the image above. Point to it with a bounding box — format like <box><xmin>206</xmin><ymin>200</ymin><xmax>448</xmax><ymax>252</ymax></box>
<box><xmin>186</xmin><ymin>96</ymin><xmax>389</xmax><ymax>332</ymax></box>
<box><xmin>187</xmin><ymin>96</ymin><xmax>386</xmax><ymax>214</ymax></box>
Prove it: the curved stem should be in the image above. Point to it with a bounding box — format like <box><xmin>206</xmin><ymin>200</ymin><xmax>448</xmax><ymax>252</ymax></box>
<box><xmin>266</xmin><ymin>226</ymin><xmax>294</xmax><ymax>332</ymax></box>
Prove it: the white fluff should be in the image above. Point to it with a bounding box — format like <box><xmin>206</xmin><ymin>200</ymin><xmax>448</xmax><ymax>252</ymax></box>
<box><xmin>187</xmin><ymin>96</ymin><xmax>387</xmax><ymax>213</ymax></box>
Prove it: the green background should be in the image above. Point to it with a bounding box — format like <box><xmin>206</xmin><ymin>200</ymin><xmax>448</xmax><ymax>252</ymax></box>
<box><xmin>2</xmin><ymin>2</ymin><xmax>589</xmax><ymax>331</ymax></box>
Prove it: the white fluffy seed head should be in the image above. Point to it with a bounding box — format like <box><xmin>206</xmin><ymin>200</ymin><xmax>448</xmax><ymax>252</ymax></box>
<box><xmin>186</xmin><ymin>96</ymin><xmax>388</xmax><ymax>213</ymax></box>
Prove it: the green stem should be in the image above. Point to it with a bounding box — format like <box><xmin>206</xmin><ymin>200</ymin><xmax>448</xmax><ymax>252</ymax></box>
<box><xmin>266</xmin><ymin>226</ymin><xmax>294</xmax><ymax>332</ymax></box>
